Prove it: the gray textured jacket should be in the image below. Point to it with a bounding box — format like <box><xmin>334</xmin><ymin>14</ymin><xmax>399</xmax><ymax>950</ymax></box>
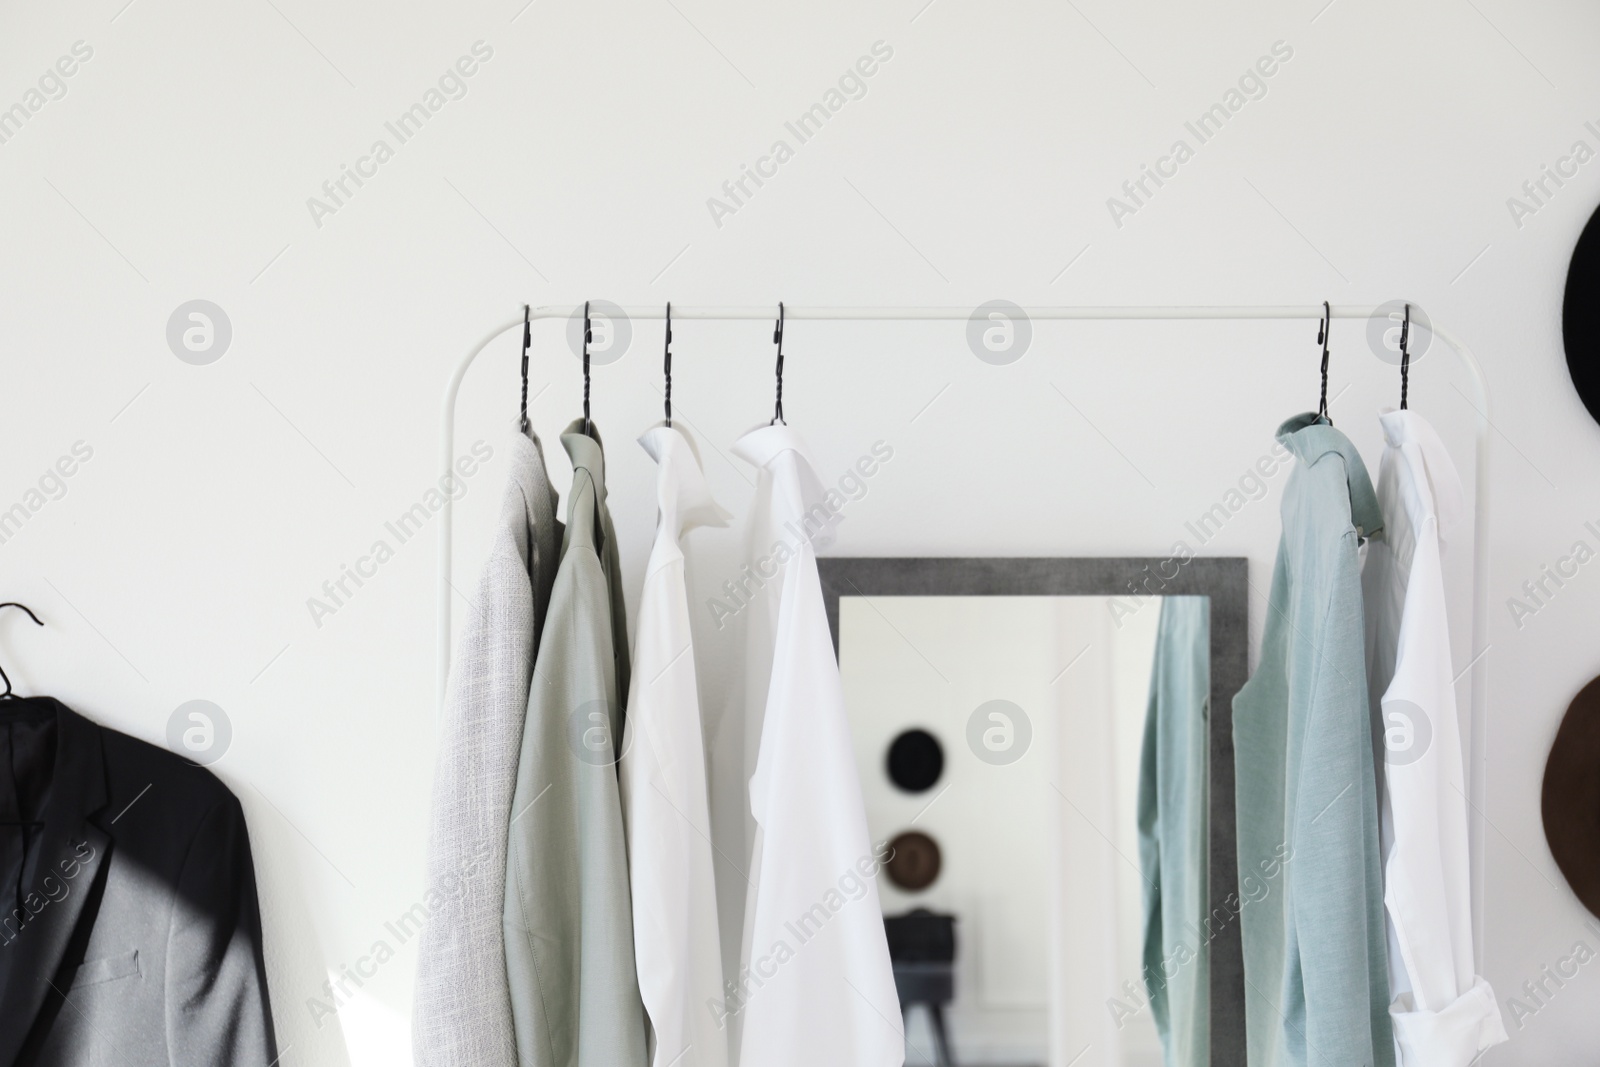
<box><xmin>504</xmin><ymin>422</ymin><xmax>645</xmax><ymax>1067</ymax></box>
<box><xmin>414</xmin><ymin>429</ymin><xmax>561</xmax><ymax>1067</ymax></box>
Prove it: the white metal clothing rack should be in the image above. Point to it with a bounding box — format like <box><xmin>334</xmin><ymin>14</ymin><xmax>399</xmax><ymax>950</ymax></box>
<box><xmin>437</xmin><ymin>303</ymin><xmax>1493</xmax><ymax>952</ymax></box>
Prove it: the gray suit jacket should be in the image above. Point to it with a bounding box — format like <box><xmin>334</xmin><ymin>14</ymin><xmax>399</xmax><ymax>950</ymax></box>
<box><xmin>504</xmin><ymin>422</ymin><xmax>646</xmax><ymax>1067</ymax></box>
<box><xmin>414</xmin><ymin>430</ymin><xmax>561</xmax><ymax>1067</ymax></box>
<box><xmin>0</xmin><ymin>698</ymin><xmax>276</xmax><ymax>1067</ymax></box>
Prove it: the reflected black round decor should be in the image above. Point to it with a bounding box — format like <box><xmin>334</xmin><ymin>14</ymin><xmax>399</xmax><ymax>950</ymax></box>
<box><xmin>1564</xmin><ymin>201</ymin><xmax>1600</xmax><ymax>424</ymax></box>
<box><xmin>886</xmin><ymin>728</ymin><xmax>943</xmax><ymax>793</ymax></box>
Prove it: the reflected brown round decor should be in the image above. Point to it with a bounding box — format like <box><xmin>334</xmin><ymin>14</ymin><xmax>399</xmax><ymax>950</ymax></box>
<box><xmin>885</xmin><ymin>830</ymin><xmax>942</xmax><ymax>892</ymax></box>
<box><xmin>887</xmin><ymin>728</ymin><xmax>944</xmax><ymax>793</ymax></box>
<box><xmin>1542</xmin><ymin>675</ymin><xmax>1600</xmax><ymax>919</ymax></box>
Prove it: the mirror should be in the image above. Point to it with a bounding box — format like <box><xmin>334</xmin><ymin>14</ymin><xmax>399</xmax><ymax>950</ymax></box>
<box><xmin>819</xmin><ymin>558</ymin><xmax>1248</xmax><ymax>1067</ymax></box>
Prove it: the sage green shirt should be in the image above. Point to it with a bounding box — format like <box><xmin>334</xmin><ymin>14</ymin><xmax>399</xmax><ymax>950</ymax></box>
<box><xmin>504</xmin><ymin>422</ymin><xmax>646</xmax><ymax>1067</ymax></box>
<box><xmin>1233</xmin><ymin>413</ymin><xmax>1393</xmax><ymax>1067</ymax></box>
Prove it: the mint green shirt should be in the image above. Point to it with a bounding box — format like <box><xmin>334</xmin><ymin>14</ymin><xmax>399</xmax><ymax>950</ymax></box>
<box><xmin>1233</xmin><ymin>414</ymin><xmax>1393</xmax><ymax>1067</ymax></box>
<box><xmin>1138</xmin><ymin>596</ymin><xmax>1211</xmax><ymax>1067</ymax></box>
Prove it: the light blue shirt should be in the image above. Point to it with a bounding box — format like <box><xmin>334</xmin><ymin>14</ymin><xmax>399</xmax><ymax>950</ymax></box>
<box><xmin>1138</xmin><ymin>596</ymin><xmax>1211</xmax><ymax>1067</ymax></box>
<box><xmin>1233</xmin><ymin>413</ymin><xmax>1393</xmax><ymax>1067</ymax></box>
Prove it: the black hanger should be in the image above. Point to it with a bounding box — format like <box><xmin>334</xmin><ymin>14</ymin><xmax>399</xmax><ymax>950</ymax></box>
<box><xmin>1316</xmin><ymin>301</ymin><xmax>1333</xmax><ymax>425</ymax></box>
<box><xmin>519</xmin><ymin>304</ymin><xmax>532</xmax><ymax>435</ymax></box>
<box><xmin>663</xmin><ymin>302</ymin><xmax>673</xmax><ymax>427</ymax></box>
<box><xmin>1399</xmin><ymin>303</ymin><xmax>1412</xmax><ymax>410</ymax></box>
<box><xmin>0</xmin><ymin>603</ymin><xmax>43</xmax><ymax>700</ymax></box>
<box><xmin>0</xmin><ymin>603</ymin><xmax>46</xmax><ymax>856</ymax></box>
<box><xmin>772</xmin><ymin>301</ymin><xmax>786</xmax><ymax>425</ymax></box>
<box><xmin>582</xmin><ymin>300</ymin><xmax>593</xmax><ymax>436</ymax></box>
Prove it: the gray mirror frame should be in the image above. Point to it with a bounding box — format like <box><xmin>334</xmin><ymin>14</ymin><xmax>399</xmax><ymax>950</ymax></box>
<box><xmin>817</xmin><ymin>555</ymin><xmax>1248</xmax><ymax>1067</ymax></box>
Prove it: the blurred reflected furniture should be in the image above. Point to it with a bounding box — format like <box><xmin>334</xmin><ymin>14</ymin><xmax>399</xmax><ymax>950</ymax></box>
<box><xmin>885</xmin><ymin>908</ymin><xmax>957</xmax><ymax>1066</ymax></box>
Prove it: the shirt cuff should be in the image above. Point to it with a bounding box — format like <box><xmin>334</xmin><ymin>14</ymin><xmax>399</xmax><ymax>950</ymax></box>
<box><xmin>1391</xmin><ymin>977</ymin><xmax>1509</xmax><ymax>1067</ymax></box>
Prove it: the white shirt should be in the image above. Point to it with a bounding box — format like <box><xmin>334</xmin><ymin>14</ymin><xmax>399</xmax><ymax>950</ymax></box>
<box><xmin>620</xmin><ymin>424</ymin><xmax>733</xmax><ymax>1067</ymax></box>
<box><xmin>730</xmin><ymin>424</ymin><xmax>903</xmax><ymax>1067</ymax></box>
<box><xmin>1363</xmin><ymin>409</ymin><xmax>1507</xmax><ymax>1066</ymax></box>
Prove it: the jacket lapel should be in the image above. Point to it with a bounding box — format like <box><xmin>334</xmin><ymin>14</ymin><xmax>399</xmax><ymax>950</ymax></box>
<box><xmin>0</xmin><ymin>700</ymin><xmax>111</xmax><ymax>1067</ymax></box>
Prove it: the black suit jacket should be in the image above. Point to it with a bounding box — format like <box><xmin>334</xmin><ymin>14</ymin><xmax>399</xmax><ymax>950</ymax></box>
<box><xmin>0</xmin><ymin>698</ymin><xmax>277</xmax><ymax>1067</ymax></box>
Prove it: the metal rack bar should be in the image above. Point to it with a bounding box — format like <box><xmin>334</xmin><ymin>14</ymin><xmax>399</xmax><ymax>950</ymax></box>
<box><xmin>437</xmin><ymin>303</ymin><xmax>1493</xmax><ymax>957</ymax></box>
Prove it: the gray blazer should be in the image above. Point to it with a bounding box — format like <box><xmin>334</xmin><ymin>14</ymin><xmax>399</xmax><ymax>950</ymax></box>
<box><xmin>0</xmin><ymin>698</ymin><xmax>276</xmax><ymax>1067</ymax></box>
<box><xmin>504</xmin><ymin>422</ymin><xmax>646</xmax><ymax>1067</ymax></box>
<box><xmin>414</xmin><ymin>430</ymin><xmax>561</xmax><ymax>1067</ymax></box>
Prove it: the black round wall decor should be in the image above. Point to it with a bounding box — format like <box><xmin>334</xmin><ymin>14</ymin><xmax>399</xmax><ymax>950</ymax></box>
<box><xmin>1563</xmin><ymin>201</ymin><xmax>1600</xmax><ymax>424</ymax></box>
<box><xmin>886</xmin><ymin>728</ymin><xmax>944</xmax><ymax>793</ymax></box>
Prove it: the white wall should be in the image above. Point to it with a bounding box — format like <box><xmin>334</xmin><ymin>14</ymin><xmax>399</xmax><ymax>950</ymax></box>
<box><xmin>1</xmin><ymin>1</ymin><xmax>1596</xmax><ymax>1063</ymax></box>
<box><xmin>836</xmin><ymin>594</ymin><xmax>1163</xmax><ymax>1066</ymax></box>
<box><xmin>841</xmin><ymin>596</ymin><xmax>1063</xmax><ymax>1065</ymax></box>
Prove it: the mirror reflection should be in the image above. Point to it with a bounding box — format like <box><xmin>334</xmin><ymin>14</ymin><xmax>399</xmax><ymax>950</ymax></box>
<box><xmin>838</xmin><ymin>594</ymin><xmax>1211</xmax><ymax>1067</ymax></box>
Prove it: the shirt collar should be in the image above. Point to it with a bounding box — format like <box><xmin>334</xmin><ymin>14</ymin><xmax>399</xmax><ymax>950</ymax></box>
<box><xmin>1378</xmin><ymin>408</ymin><xmax>1466</xmax><ymax>549</ymax></box>
<box><xmin>731</xmin><ymin>421</ymin><xmax>842</xmax><ymax>548</ymax></box>
<box><xmin>729</xmin><ymin>421</ymin><xmax>819</xmax><ymax>472</ymax></box>
<box><xmin>560</xmin><ymin>418</ymin><xmax>607</xmax><ymax>499</ymax></box>
<box><xmin>638</xmin><ymin>422</ymin><xmax>731</xmax><ymax>535</ymax></box>
<box><xmin>1276</xmin><ymin>412</ymin><xmax>1384</xmax><ymax>539</ymax></box>
<box><xmin>507</xmin><ymin>426</ymin><xmax>552</xmax><ymax>494</ymax></box>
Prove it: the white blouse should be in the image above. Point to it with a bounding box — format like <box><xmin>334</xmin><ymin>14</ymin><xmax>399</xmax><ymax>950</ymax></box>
<box><xmin>1363</xmin><ymin>409</ymin><xmax>1507</xmax><ymax>1066</ymax></box>
<box><xmin>730</xmin><ymin>424</ymin><xmax>903</xmax><ymax>1067</ymax></box>
<box><xmin>620</xmin><ymin>424</ymin><xmax>732</xmax><ymax>1067</ymax></box>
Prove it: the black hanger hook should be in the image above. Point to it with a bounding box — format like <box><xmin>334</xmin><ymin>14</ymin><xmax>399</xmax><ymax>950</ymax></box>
<box><xmin>0</xmin><ymin>602</ymin><xmax>44</xmax><ymax>700</ymax></box>
<box><xmin>772</xmin><ymin>302</ymin><xmax>786</xmax><ymax>425</ymax></box>
<box><xmin>663</xmin><ymin>302</ymin><xmax>673</xmax><ymax>428</ymax></box>
<box><xmin>1316</xmin><ymin>301</ymin><xmax>1333</xmax><ymax>425</ymax></box>
<box><xmin>519</xmin><ymin>304</ymin><xmax>531</xmax><ymax>435</ymax></box>
<box><xmin>1399</xmin><ymin>303</ymin><xmax>1412</xmax><ymax>411</ymax></box>
<box><xmin>582</xmin><ymin>300</ymin><xmax>593</xmax><ymax>435</ymax></box>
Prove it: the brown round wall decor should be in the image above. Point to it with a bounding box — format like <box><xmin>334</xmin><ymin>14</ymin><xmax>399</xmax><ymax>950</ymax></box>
<box><xmin>1542</xmin><ymin>674</ymin><xmax>1600</xmax><ymax>919</ymax></box>
<box><xmin>885</xmin><ymin>830</ymin><xmax>943</xmax><ymax>892</ymax></box>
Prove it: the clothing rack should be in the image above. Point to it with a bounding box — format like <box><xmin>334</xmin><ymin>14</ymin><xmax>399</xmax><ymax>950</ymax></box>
<box><xmin>437</xmin><ymin>303</ymin><xmax>1492</xmax><ymax>954</ymax></box>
